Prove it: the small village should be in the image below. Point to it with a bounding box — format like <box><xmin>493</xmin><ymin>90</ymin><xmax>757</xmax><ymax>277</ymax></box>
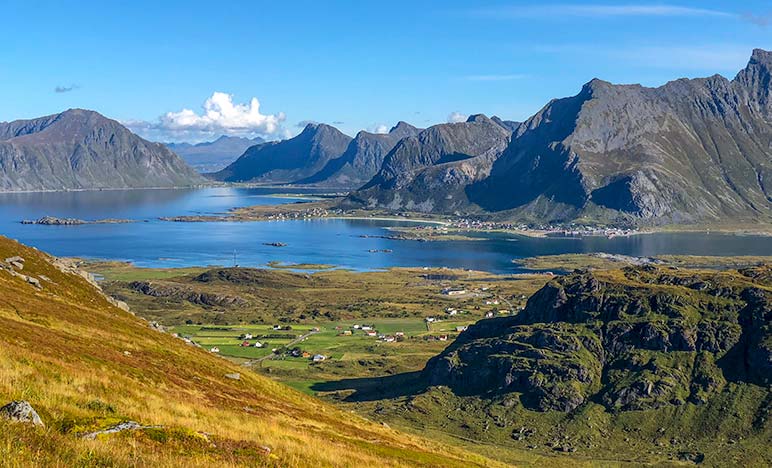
<box><xmin>439</xmin><ymin>219</ymin><xmax>641</xmax><ymax>238</ymax></box>
<box><xmin>169</xmin><ymin>281</ymin><xmax>530</xmax><ymax>374</ymax></box>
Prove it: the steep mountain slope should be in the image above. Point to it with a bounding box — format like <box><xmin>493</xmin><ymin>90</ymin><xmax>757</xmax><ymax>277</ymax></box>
<box><xmin>358</xmin><ymin>265</ymin><xmax>771</xmax><ymax>466</ymax></box>
<box><xmin>0</xmin><ymin>109</ymin><xmax>204</xmax><ymax>191</ymax></box>
<box><xmin>0</xmin><ymin>236</ymin><xmax>498</xmax><ymax>467</ymax></box>
<box><xmin>295</xmin><ymin>122</ymin><xmax>421</xmax><ymax>188</ymax></box>
<box><xmin>166</xmin><ymin>135</ymin><xmax>264</xmax><ymax>172</ymax></box>
<box><xmin>346</xmin><ymin>115</ymin><xmax>512</xmax><ymax>212</ymax></box>
<box><xmin>212</xmin><ymin>124</ymin><xmax>352</xmax><ymax>184</ymax></box>
<box><xmin>491</xmin><ymin>116</ymin><xmax>520</xmax><ymax>132</ymax></box>
<box><xmin>468</xmin><ymin>49</ymin><xmax>772</xmax><ymax>225</ymax></box>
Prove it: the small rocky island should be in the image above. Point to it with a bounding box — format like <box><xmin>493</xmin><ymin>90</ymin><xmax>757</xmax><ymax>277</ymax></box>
<box><xmin>21</xmin><ymin>216</ymin><xmax>134</xmax><ymax>226</ymax></box>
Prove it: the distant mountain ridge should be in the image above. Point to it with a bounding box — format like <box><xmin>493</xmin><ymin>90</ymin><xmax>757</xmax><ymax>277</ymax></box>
<box><xmin>349</xmin><ymin>49</ymin><xmax>772</xmax><ymax>226</ymax></box>
<box><xmin>294</xmin><ymin>121</ymin><xmax>421</xmax><ymax>187</ymax></box>
<box><xmin>211</xmin><ymin>123</ymin><xmax>352</xmax><ymax>184</ymax></box>
<box><xmin>0</xmin><ymin>109</ymin><xmax>203</xmax><ymax>191</ymax></box>
<box><xmin>346</xmin><ymin>114</ymin><xmax>513</xmax><ymax>212</ymax></box>
<box><xmin>166</xmin><ymin>135</ymin><xmax>264</xmax><ymax>172</ymax></box>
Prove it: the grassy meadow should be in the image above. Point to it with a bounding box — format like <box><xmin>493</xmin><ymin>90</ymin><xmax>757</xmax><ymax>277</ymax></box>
<box><xmin>0</xmin><ymin>236</ymin><xmax>515</xmax><ymax>467</ymax></box>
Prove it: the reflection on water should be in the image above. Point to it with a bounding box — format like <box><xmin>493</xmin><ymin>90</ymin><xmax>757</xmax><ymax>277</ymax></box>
<box><xmin>0</xmin><ymin>188</ymin><xmax>769</xmax><ymax>273</ymax></box>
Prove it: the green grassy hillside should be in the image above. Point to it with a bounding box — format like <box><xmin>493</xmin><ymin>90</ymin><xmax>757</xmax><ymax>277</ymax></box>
<box><xmin>0</xmin><ymin>236</ymin><xmax>504</xmax><ymax>467</ymax></box>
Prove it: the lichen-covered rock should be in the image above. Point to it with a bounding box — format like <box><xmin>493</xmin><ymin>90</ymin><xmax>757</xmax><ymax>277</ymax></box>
<box><xmin>423</xmin><ymin>265</ymin><xmax>772</xmax><ymax>412</ymax></box>
<box><xmin>128</xmin><ymin>280</ymin><xmax>247</xmax><ymax>307</ymax></box>
<box><xmin>81</xmin><ymin>421</ymin><xmax>149</xmax><ymax>439</ymax></box>
<box><xmin>0</xmin><ymin>400</ymin><xmax>44</xmax><ymax>426</ymax></box>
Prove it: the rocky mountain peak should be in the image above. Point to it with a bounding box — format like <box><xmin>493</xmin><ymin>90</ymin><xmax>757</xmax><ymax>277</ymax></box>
<box><xmin>750</xmin><ymin>47</ymin><xmax>772</xmax><ymax>65</ymax></box>
<box><xmin>389</xmin><ymin>121</ymin><xmax>418</xmax><ymax>137</ymax></box>
<box><xmin>465</xmin><ymin>113</ymin><xmax>493</xmax><ymax>124</ymax></box>
<box><xmin>0</xmin><ymin>109</ymin><xmax>202</xmax><ymax>190</ymax></box>
<box><xmin>734</xmin><ymin>48</ymin><xmax>772</xmax><ymax>113</ymax></box>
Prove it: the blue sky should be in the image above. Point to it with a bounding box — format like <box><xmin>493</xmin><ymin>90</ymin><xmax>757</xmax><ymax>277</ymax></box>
<box><xmin>1</xmin><ymin>1</ymin><xmax>770</xmax><ymax>142</ymax></box>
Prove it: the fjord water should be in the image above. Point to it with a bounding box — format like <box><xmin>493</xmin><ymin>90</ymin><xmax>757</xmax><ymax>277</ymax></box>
<box><xmin>0</xmin><ymin>187</ymin><xmax>769</xmax><ymax>273</ymax></box>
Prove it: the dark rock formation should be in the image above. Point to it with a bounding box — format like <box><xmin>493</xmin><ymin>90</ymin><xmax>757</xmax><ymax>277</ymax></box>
<box><xmin>128</xmin><ymin>280</ymin><xmax>247</xmax><ymax>307</ymax></box>
<box><xmin>21</xmin><ymin>216</ymin><xmax>133</xmax><ymax>225</ymax></box>
<box><xmin>423</xmin><ymin>265</ymin><xmax>771</xmax><ymax>412</ymax></box>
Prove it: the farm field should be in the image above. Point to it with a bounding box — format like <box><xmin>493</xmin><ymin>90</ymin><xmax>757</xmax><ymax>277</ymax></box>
<box><xmin>171</xmin><ymin>317</ymin><xmax>470</xmax><ymax>392</ymax></box>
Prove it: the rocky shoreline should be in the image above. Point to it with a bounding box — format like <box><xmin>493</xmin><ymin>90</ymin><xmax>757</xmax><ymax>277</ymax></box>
<box><xmin>21</xmin><ymin>216</ymin><xmax>135</xmax><ymax>225</ymax></box>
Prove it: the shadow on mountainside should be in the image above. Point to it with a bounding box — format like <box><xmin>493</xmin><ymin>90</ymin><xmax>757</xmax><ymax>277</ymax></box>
<box><xmin>311</xmin><ymin>371</ymin><xmax>426</xmax><ymax>402</ymax></box>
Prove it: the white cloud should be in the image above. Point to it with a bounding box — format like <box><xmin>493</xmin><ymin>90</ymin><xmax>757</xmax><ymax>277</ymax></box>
<box><xmin>475</xmin><ymin>4</ymin><xmax>732</xmax><ymax>19</ymax></box>
<box><xmin>464</xmin><ymin>74</ymin><xmax>527</xmax><ymax>81</ymax></box>
<box><xmin>127</xmin><ymin>92</ymin><xmax>286</xmax><ymax>142</ymax></box>
<box><xmin>161</xmin><ymin>92</ymin><xmax>284</xmax><ymax>134</ymax></box>
<box><xmin>447</xmin><ymin>112</ymin><xmax>467</xmax><ymax>123</ymax></box>
<box><xmin>369</xmin><ymin>124</ymin><xmax>389</xmax><ymax>134</ymax></box>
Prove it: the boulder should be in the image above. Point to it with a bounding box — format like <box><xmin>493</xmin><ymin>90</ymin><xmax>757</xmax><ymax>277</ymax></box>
<box><xmin>81</xmin><ymin>421</ymin><xmax>148</xmax><ymax>439</ymax></box>
<box><xmin>0</xmin><ymin>400</ymin><xmax>44</xmax><ymax>426</ymax></box>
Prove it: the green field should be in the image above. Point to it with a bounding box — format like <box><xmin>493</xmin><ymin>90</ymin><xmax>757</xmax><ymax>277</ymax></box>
<box><xmin>172</xmin><ymin>317</ymin><xmax>467</xmax><ymax>387</ymax></box>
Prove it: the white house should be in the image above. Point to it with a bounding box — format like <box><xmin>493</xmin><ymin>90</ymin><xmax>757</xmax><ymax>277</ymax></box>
<box><xmin>253</xmin><ymin>342</ymin><xmax>263</xmax><ymax>348</ymax></box>
<box><xmin>312</xmin><ymin>354</ymin><xmax>327</xmax><ymax>362</ymax></box>
<box><xmin>210</xmin><ymin>347</ymin><xmax>220</xmax><ymax>353</ymax></box>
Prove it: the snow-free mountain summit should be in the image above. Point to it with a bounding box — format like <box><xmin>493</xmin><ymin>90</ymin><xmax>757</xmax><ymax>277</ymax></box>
<box><xmin>0</xmin><ymin>109</ymin><xmax>203</xmax><ymax>191</ymax></box>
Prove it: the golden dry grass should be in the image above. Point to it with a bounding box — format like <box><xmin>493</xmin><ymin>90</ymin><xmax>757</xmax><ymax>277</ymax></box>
<box><xmin>0</xmin><ymin>236</ymin><xmax>504</xmax><ymax>467</ymax></box>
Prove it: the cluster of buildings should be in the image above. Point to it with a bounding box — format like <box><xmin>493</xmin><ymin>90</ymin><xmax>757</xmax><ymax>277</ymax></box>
<box><xmin>443</xmin><ymin>218</ymin><xmax>640</xmax><ymax>238</ymax></box>
<box><xmin>336</xmin><ymin>324</ymin><xmax>405</xmax><ymax>343</ymax></box>
<box><xmin>262</xmin><ymin>206</ymin><xmax>336</xmax><ymax>221</ymax></box>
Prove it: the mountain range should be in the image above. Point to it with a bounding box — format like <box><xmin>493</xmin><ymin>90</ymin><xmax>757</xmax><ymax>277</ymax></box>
<box><xmin>0</xmin><ymin>109</ymin><xmax>203</xmax><ymax>191</ymax></box>
<box><xmin>1</xmin><ymin>48</ymin><xmax>770</xmax><ymax>227</ymax></box>
<box><xmin>166</xmin><ymin>135</ymin><xmax>264</xmax><ymax>172</ymax></box>
<box><xmin>210</xmin><ymin>121</ymin><xmax>423</xmax><ymax>187</ymax></box>
<box><xmin>354</xmin><ymin>49</ymin><xmax>772</xmax><ymax>226</ymax></box>
<box><xmin>211</xmin><ymin>123</ymin><xmax>352</xmax><ymax>184</ymax></box>
<box><xmin>293</xmin><ymin>121</ymin><xmax>421</xmax><ymax>187</ymax></box>
<box><xmin>347</xmin><ymin>114</ymin><xmax>513</xmax><ymax>212</ymax></box>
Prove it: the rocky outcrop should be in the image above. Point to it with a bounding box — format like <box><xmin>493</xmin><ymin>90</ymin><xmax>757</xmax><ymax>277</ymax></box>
<box><xmin>21</xmin><ymin>216</ymin><xmax>133</xmax><ymax>225</ymax></box>
<box><xmin>128</xmin><ymin>280</ymin><xmax>247</xmax><ymax>307</ymax></box>
<box><xmin>212</xmin><ymin>123</ymin><xmax>352</xmax><ymax>184</ymax></box>
<box><xmin>423</xmin><ymin>265</ymin><xmax>772</xmax><ymax>412</ymax></box>
<box><xmin>81</xmin><ymin>421</ymin><xmax>158</xmax><ymax>439</ymax></box>
<box><xmin>0</xmin><ymin>400</ymin><xmax>44</xmax><ymax>426</ymax></box>
<box><xmin>0</xmin><ymin>109</ymin><xmax>203</xmax><ymax>191</ymax></box>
